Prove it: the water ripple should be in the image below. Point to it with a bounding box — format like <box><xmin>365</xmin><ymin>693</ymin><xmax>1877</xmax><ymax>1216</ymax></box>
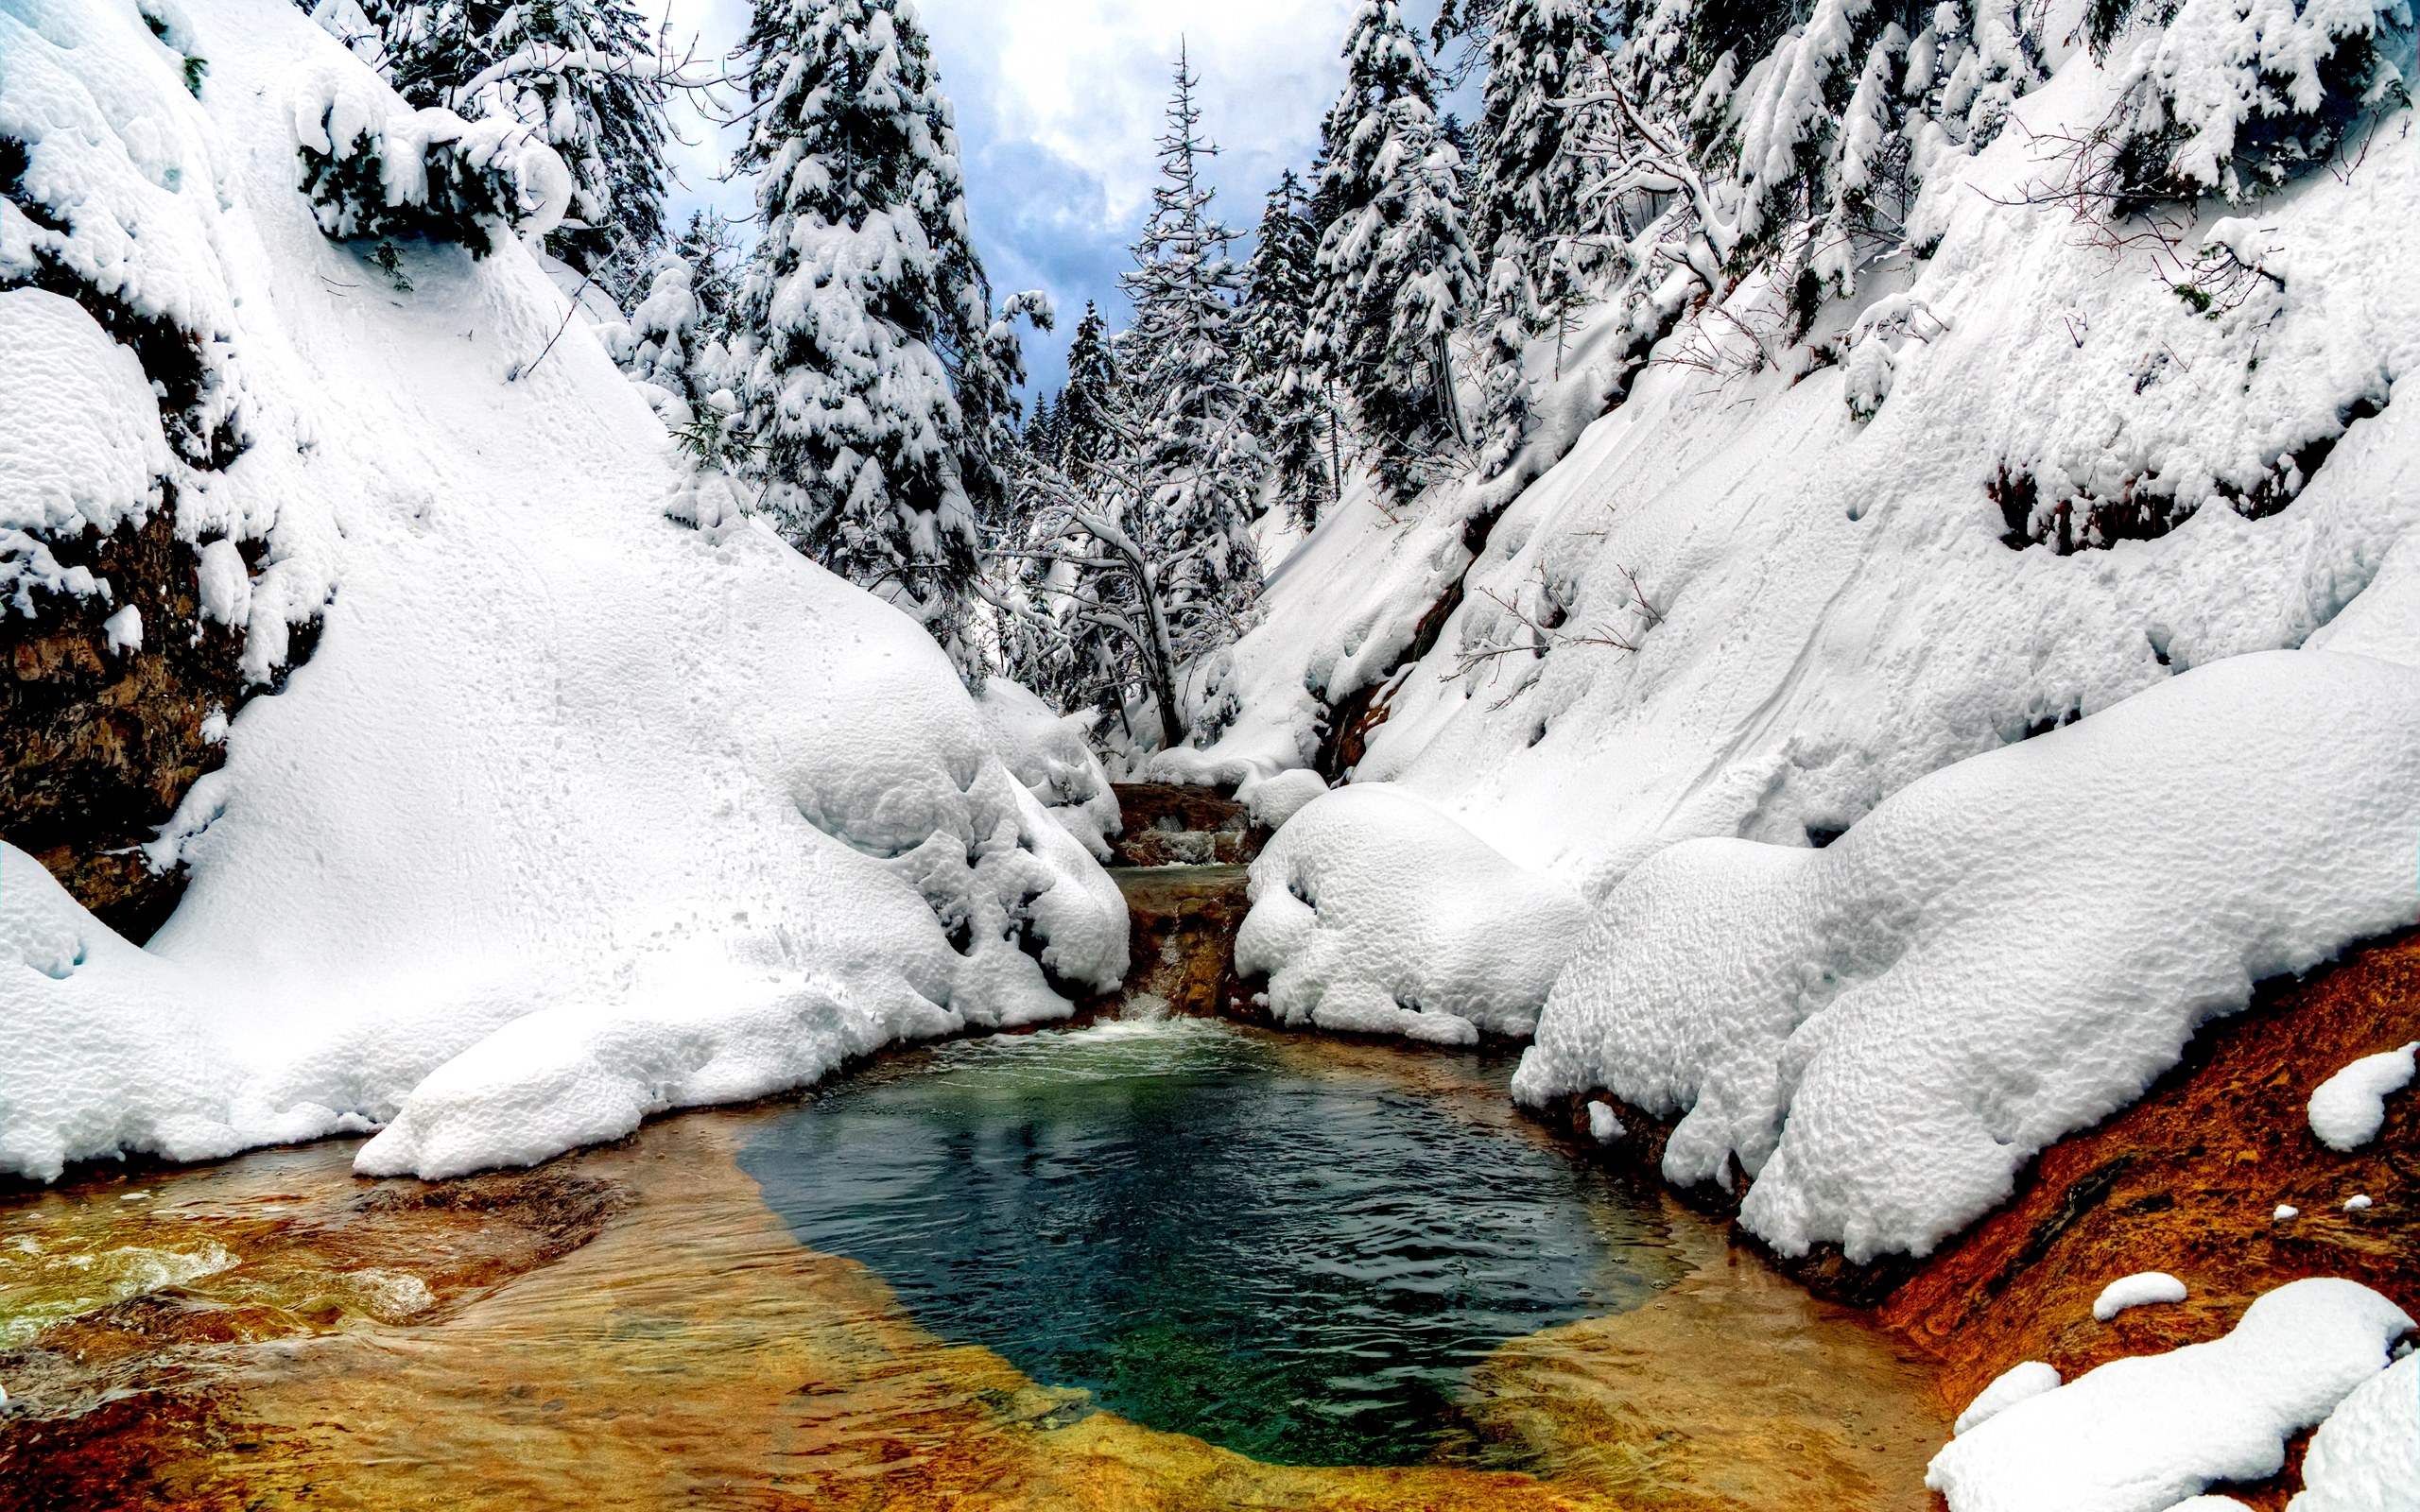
<box><xmin>738</xmin><ymin>1020</ymin><xmax>1679</xmax><ymax>1466</ymax></box>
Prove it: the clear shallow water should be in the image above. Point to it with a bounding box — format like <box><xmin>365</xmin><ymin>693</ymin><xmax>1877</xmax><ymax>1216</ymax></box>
<box><xmin>737</xmin><ymin>1018</ymin><xmax>1683</xmax><ymax>1467</ymax></box>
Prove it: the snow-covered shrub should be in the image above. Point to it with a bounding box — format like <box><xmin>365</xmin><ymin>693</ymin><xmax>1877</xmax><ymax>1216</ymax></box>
<box><xmin>2095</xmin><ymin>0</ymin><xmax>2414</xmax><ymax>213</ymax></box>
<box><xmin>290</xmin><ymin>67</ymin><xmax>572</xmax><ymax>259</ymax></box>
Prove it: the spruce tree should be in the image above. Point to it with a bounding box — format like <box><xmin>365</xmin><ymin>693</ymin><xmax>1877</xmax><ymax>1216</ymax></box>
<box><xmin>730</xmin><ymin>0</ymin><xmax>1035</xmax><ymax>664</ymax></box>
<box><xmin>1238</xmin><ymin>171</ymin><xmax>1328</xmax><ymax>528</ymax></box>
<box><xmin>1307</xmin><ymin>0</ymin><xmax>1482</xmax><ymax>501</ymax></box>
<box><xmin>1116</xmin><ymin>46</ymin><xmax>1258</xmax><ymax>636</ymax></box>
<box><xmin>378</xmin><ymin>0</ymin><xmax>671</xmax><ymax>271</ymax></box>
<box><xmin>1471</xmin><ymin>0</ymin><xmax>1616</xmax><ymax>472</ymax></box>
<box><xmin>1057</xmin><ymin>302</ymin><xmax>1123</xmax><ymax>486</ymax></box>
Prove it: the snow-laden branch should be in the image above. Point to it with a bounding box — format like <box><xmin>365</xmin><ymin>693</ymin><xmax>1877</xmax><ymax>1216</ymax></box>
<box><xmin>455</xmin><ymin>45</ymin><xmax>732</xmax><ymax>101</ymax></box>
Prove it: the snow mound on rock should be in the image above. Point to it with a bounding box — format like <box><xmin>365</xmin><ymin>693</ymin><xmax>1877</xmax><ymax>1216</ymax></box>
<box><xmin>976</xmin><ymin>677</ymin><xmax>1124</xmax><ymax>863</ymax></box>
<box><xmin>2096</xmin><ymin>1273</ymin><xmax>2190</xmax><ymax>1322</ymax></box>
<box><xmin>1236</xmin><ymin>784</ymin><xmax>1588</xmax><ymax>1044</ymax></box>
<box><xmin>1512</xmin><ymin>645</ymin><xmax>2420</xmax><ymax>1262</ymax></box>
<box><xmin>2307</xmin><ymin>1041</ymin><xmax>2417</xmax><ymax>1153</ymax></box>
<box><xmin>1954</xmin><ymin>1360</ymin><xmax>2061</xmax><ymax>1436</ymax></box>
<box><xmin>1927</xmin><ymin>1279</ymin><xmax>2414</xmax><ymax>1512</ymax></box>
<box><xmin>0</xmin><ymin>0</ymin><xmax>1125</xmax><ymax>1184</ymax></box>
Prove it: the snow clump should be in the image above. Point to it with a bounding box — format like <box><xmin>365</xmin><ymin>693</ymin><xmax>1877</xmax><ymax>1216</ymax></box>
<box><xmin>2307</xmin><ymin>1041</ymin><xmax>2417</xmax><ymax>1152</ymax></box>
<box><xmin>2095</xmin><ymin>1272</ymin><xmax>2190</xmax><ymax>1322</ymax></box>
<box><xmin>1954</xmin><ymin>1361</ymin><xmax>2061</xmax><ymax>1436</ymax></box>
<box><xmin>1927</xmin><ymin>1278</ymin><xmax>2414</xmax><ymax>1512</ymax></box>
<box><xmin>1239</xmin><ymin>768</ymin><xmax>1329</xmax><ymax>832</ymax></box>
<box><xmin>1236</xmin><ymin>784</ymin><xmax>1589</xmax><ymax>1044</ymax></box>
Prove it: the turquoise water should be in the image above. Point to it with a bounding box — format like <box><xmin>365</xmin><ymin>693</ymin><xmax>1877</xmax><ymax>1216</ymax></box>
<box><xmin>738</xmin><ymin>1018</ymin><xmax>1681</xmax><ymax>1467</ymax></box>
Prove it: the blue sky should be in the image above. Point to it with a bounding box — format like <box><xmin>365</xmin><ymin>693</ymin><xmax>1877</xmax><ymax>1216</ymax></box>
<box><xmin>648</xmin><ymin>0</ymin><xmax>1385</xmax><ymax>394</ymax></box>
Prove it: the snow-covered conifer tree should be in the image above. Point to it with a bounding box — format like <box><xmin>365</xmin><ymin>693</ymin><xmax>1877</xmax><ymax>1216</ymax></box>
<box><xmin>1306</xmin><ymin>0</ymin><xmax>1482</xmax><ymax>501</ymax></box>
<box><xmin>377</xmin><ymin>0</ymin><xmax>673</xmax><ymax>270</ymax></box>
<box><xmin>730</xmin><ymin>0</ymin><xmax>1036</xmax><ymax>667</ymax></box>
<box><xmin>1470</xmin><ymin>0</ymin><xmax>1616</xmax><ymax>472</ymax></box>
<box><xmin>1057</xmin><ymin>302</ymin><xmax>1123</xmax><ymax>486</ymax></box>
<box><xmin>1238</xmin><ymin>171</ymin><xmax>1329</xmax><ymax>527</ymax></box>
<box><xmin>1116</xmin><ymin>47</ymin><xmax>1259</xmax><ymax>628</ymax></box>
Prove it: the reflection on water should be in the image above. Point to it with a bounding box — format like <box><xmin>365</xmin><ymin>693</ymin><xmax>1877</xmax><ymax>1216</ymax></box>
<box><xmin>739</xmin><ymin>1018</ymin><xmax>1684</xmax><ymax>1465</ymax></box>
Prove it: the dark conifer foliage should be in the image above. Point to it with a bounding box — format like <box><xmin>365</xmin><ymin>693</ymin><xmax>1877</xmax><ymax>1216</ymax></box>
<box><xmin>1238</xmin><ymin>171</ymin><xmax>1330</xmax><ymax>528</ymax></box>
<box><xmin>1305</xmin><ymin>0</ymin><xmax>1482</xmax><ymax>501</ymax></box>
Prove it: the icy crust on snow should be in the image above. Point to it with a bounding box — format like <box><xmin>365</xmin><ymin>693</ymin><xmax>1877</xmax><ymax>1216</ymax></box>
<box><xmin>2306</xmin><ymin>1040</ymin><xmax>2418</xmax><ymax>1152</ymax></box>
<box><xmin>1927</xmin><ymin>1280</ymin><xmax>2414</xmax><ymax>1512</ymax></box>
<box><xmin>1512</xmin><ymin>649</ymin><xmax>2420</xmax><ymax>1261</ymax></box>
<box><xmin>0</xmin><ymin>0</ymin><xmax>1126</xmax><ymax>1184</ymax></box>
<box><xmin>1235</xmin><ymin>785</ymin><xmax>1589</xmax><ymax>1045</ymax></box>
<box><xmin>2286</xmin><ymin>1351</ymin><xmax>2420</xmax><ymax>1512</ymax></box>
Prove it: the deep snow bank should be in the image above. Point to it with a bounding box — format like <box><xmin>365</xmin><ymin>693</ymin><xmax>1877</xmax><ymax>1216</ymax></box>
<box><xmin>0</xmin><ymin>0</ymin><xmax>1124</xmax><ymax>1182</ymax></box>
<box><xmin>1511</xmin><ymin>640</ymin><xmax>2420</xmax><ymax>1261</ymax></box>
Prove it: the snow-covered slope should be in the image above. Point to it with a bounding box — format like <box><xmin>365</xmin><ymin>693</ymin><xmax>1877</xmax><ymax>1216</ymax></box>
<box><xmin>1199</xmin><ymin>43</ymin><xmax>2420</xmax><ymax>1251</ymax></box>
<box><xmin>0</xmin><ymin>0</ymin><xmax>1125</xmax><ymax>1183</ymax></box>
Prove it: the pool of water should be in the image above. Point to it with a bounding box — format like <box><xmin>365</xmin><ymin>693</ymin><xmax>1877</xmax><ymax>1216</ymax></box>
<box><xmin>737</xmin><ymin>1017</ymin><xmax>1685</xmax><ymax>1467</ymax></box>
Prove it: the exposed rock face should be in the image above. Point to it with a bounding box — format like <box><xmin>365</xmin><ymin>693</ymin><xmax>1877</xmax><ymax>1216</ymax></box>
<box><xmin>1877</xmin><ymin>929</ymin><xmax>2420</xmax><ymax>1418</ymax></box>
<box><xmin>1105</xmin><ymin>783</ymin><xmax>1268</xmax><ymax>868</ymax></box>
<box><xmin>0</xmin><ymin>499</ymin><xmax>317</xmax><ymax>941</ymax></box>
<box><xmin>1104</xmin><ymin>865</ymin><xmax>1254</xmax><ymax>1020</ymax></box>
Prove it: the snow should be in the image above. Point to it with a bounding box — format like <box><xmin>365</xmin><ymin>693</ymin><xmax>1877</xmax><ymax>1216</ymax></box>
<box><xmin>2307</xmin><ymin>1041</ymin><xmax>2418</xmax><ymax>1152</ymax></box>
<box><xmin>1512</xmin><ymin>648</ymin><xmax>2420</xmax><ymax>1261</ymax></box>
<box><xmin>100</xmin><ymin>604</ymin><xmax>142</xmax><ymax>654</ymax></box>
<box><xmin>0</xmin><ymin>0</ymin><xmax>1125</xmax><ymax>1184</ymax></box>
<box><xmin>1235</xmin><ymin>784</ymin><xmax>1589</xmax><ymax>1044</ymax></box>
<box><xmin>1239</xmin><ymin>767</ymin><xmax>1328</xmax><ymax>830</ymax></box>
<box><xmin>2095</xmin><ymin>1273</ymin><xmax>2190</xmax><ymax>1322</ymax></box>
<box><xmin>2286</xmin><ymin>1351</ymin><xmax>2420</xmax><ymax>1512</ymax></box>
<box><xmin>975</xmin><ymin>678</ymin><xmax>1125</xmax><ymax>863</ymax></box>
<box><xmin>0</xmin><ymin>289</ymin><xmax>171</xmax><ymax>545</ymax></box>
<box><xmin>1585</xmin><ymin>1098</ymin><xmax>1623</xmax><ymax>1143</ymax></box>
<box><xmin>1193</xmin><ymin>43</ymin><xmax>2420</xmax><ymax>1244</ymax></box>
<box><xmin>1927</xmin><ymin>1278</ymin><xmax>2415</xmax><ymax>1512</ymax></box>
<box><xmin>1955</xmin><ymin>1361</ymin><xmax>2061</xmax><ymax>1436</ymax></box>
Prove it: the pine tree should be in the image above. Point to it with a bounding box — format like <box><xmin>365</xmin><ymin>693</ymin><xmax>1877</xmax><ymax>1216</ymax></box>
<box><xmin>730</xmin><ymin>0</ymin><xmax>1037</xmax><ymax>665</ymax></box>
<box><xmin>1116</xmin><ymin>46</ymin><xmax>1259</xmax><ymax>637</ymax></box>
<box><xmin>1306</xmin><ymin>0</ymin><xmax>1482</xmax><ymax>501</ymax></box>
<box><xmin>669</xmin><ymin>210</ymin><xmax>742</xmax><ymax>336</ymax></box>
<box><xmin>1057</xmin><ymin>302</ymin><xmax>1123</xmax><ymax>486</ymax></box>
<box><xmin>378</xmin><ymin>0</ymin><xmax>672</xmax><ymax>271</ymax></box>
<box><xmin>1471</xmin><ymin>0</ymin><xmax>1616</xmax><ymax>472</ymax></box>
<box><xmin>1238</xmin><ymin>171</ymin><xmax>1329</xmax><ymax>528</ymax></box>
